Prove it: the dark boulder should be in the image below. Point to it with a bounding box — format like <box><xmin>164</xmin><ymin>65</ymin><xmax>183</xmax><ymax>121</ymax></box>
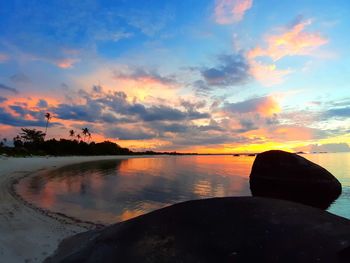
<box><xmin>250</xmin><ymin>150</ymin><xmax>342</xmax><ymax>209</ymax></box>
<box><xmin>45</xmin><ymin>197</ymin><xmax>350</xmax><ymax>263</ymax></box>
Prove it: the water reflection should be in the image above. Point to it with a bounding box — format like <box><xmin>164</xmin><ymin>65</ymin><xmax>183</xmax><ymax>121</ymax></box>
<box><xmin>16</xmin><ymin>154</ymin><xmax>350</xmax><ymax>223</ymax></box>
<box><xmin>16</xmin><ymin>156</ymin><xmax>253</xmax><ymax>224</ymax></box>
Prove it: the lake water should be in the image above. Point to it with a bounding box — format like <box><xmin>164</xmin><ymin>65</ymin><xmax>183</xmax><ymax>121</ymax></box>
<box><xmin>16</xmin><ymin>153</ymin><xmax>350</xmax><ymax>224</ymax></box>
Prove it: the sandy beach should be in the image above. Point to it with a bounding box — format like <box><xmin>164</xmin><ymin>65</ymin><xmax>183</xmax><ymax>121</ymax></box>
<box><xmin>0</xmin><ymin>155</ymin><xmax>141</xmax><ymax>263</ymax></box>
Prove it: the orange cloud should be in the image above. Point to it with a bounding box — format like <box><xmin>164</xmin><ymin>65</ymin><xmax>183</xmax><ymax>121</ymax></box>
<box><xmin>247</xmin><ymin>19</ymin><xmax>328</xmax><ymax>86</ymax></box>
<box><xmin>248</xmin><ymin>19</ymin><xmax>328</xmax><ymax>61</ymax></box>
<box><xmin>256</xmin><ymin>96</ymin><xmax>280</xmax><ymax>116</ymax></box>
<box><xmin>56</xmin><ymin>58</ymin><xmax>80</xmax><ymax>69</ymax></box>
<box><xmin>223</xmin><ymin>95</ymin><xmax>280</xmax><ymax>117</ymax></box>
<box><xmin>215</xmin><ymin>0</ymin><xmax>253</xmax><ymax>24</ymax></box>
<box><xmin>249</xmin><ymin>60</ymin><xmax>292</xmax><ymax>86</ymax></box>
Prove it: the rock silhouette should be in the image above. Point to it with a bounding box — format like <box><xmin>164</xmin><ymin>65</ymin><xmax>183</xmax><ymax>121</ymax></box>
<box><xmin>45</xmin><ymin>197</ymin><xmax>350</xmax><ymax>263</ymax></box>
<box><xmin>250</xmin><ymin>150</ymin><xmax>342</xmax><ymax>209</ymax></box>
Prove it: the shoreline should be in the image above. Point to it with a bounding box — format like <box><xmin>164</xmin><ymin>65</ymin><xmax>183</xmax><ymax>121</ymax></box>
<box><xmin>0</xmin><ymin>155</ymin><xmax>147</xmax><ymax>263</ymax></box>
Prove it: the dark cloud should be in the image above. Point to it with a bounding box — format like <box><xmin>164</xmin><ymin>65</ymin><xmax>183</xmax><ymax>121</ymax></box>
<box><xmin>121</xmin><ymin>103</ymin><xmax>209</xmax><ymax>122</ymax></box>
<box><xmin>149</xmin><ymin>122</ymin><xmax>189</xmax><ymax>134</ymax></box>
<box><xmin>163</xmin><ymin>132</ymin><xmax>258</xmax><ymax>149</ymax></box>
<box><xmin>296</xmin><ymin>143</ymin><xmax>350</xmax><ymax>153</ymax></box>
<box><xmin>10</xmin><ymin>73</ymin><xmax>31</xmax><ymax>83</ymax></box>
<box><xmin>37</xmin><ymin>99</ymin><xmax>48</xmax><ymax>108</ymax></box>
<box><xmin>61</xmin><ymin>83</ymin><xmax>69</xmax><ymax>89</ymax></box>
<box><xmin>201</xmin><ymin>54</ymin><xmax>250</xmax><ymax>87</ymax></box>
<box><xmin>8</xmin><ymin>105</ymin><xmax>48</xmax><ymax>121</ymax></box>
<box><xmin>180</xmin><ymin>99</ymin><xmax>206</xmax><ymax>112</ymax></box>
<box><xmin>112</xmin><ymin>67</ymin><xmax>177</xmax><ymax>85</ymax></box>
<box><xmin>0</xmin><ymin>96</ymin><xmax>7</xmax><ymax>103</ymax></box>
<box><xmin>325</xmin><ymin>107</ymin><xmax>350</xmax><ymax>118</ymax></box>
<box><xmin>0</xmin><ymin>83</ymin><xmax>18</xmax><ymax>94</ymax></box>
<box><xmin>53</xmin><ymin>90</ymin><xmax>209</xmax><ymax>124</ymax></box>
<box><xmin>236</xmin><ymin>119</ymin><xmax>258</xmax><ymax>132</ymax></box>
<box><xmin>223</xmin><ymin>96</ymin><xmax>274</xmax><ymax>114</ymax></box>
<box><xmin>9</xmin><ymin>105</ymin><xmax>28</xmax><ymax>116</ymax></box>
<box><xmin>106</xmin><ymin>126</ymin><xmax>156</xmax><ymax>140</ymax></box>
<box><xmin>0</xmin><ymin>107</ymin><xmax>47</xmax><ymax>127</ymax></box>
<box><xmin>53</xmin><ymin>101</ymin><xmax>104</xmax><ymax>123</ymax></box>
<box><xmin>193</xmin><ymin>80</ymin><xmax>212</xmax><ymax>95</ymax></box>
<box><xmin>265</xmin><ymin>114</ymin><xmax>279</xmax><ymax>125</ymax></box>
<box><xmin>329</xmin><ymin>98</ymin><xmax>350</xmax><ymax>107</ymax></box>
<box><xmin>92</xmin><ymin>85</ymin><xmax>103</xmax><ymax>93</ymax></box>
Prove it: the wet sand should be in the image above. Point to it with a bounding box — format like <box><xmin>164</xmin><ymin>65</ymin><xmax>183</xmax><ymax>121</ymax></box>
<box><xmin>0</xmin><ymin>155</ymin><xmax>142</xmax><ymax>263</ymax></box>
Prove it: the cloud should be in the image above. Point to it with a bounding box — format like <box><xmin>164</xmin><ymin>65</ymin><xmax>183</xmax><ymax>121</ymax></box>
<box><xmin>0</xmin><ymin>97</ymin><xmax>7</xmax><ymax>103</ymax></box>
<box><xmin>112</xmin><ymin>67</ymin><xmax>177</xmax><ymax>86</ymax></box>
<box><xmin>248</xmin><ymin>61</ymin><xmax>292</xmax><ymax>86</ymax></box>
<box><xmin>123</xmin><ymin>103</ymin><xmax>209</xmax><ymax>122</ymax></box>
<box><xmin>247</xmin><ymin>19</ymin><xmax>328</xmax><ymax>61</ymax></box>
<box><xmin>53</xmin><ymin>101</ymin><xmax>105</xmax><ymax>123</ymax></box>
<box><xmin>0</xmin><ymin>53</ymin><xmax>9</xmax><ymax>63</ymax></box>
<box><xmin>215</xmin><ymin>0</ymin><xmax>253</xmax><ymax>24</ymax></box>
<box><xmin>10</xmin><ymin>73</ymin><xmax>31</xmax><ymax>83</ymax></box>
<box><xmin>106</xmin><ymin>126</ymin><xmax>156</xmax><ymax>140</ymax></box>
<box><xmin>53</xmin><ymin>90</ymin><xmax>210</xmax><ymax>124</ymax></box>
<box><xmin>95</xmin><ymin>29</ymin><xmax>134</xmax><ymax>42</ymax></box>
<box><xmin>324</xmin><ymin>107</ymin><xmax>350</xmax><ymax>118</ymax></box>
<box><xmin>122</xmin><ymin>9</ymin><xmax>173</xmax><ymax>37</ymax></box>
<box><xmin>0</xmin><ymin>83</ymin><xmax>18</xmax><ymax>94</ymax></box>
<box><xmin>0</xmin><ymin>107</ymin><xmax>47</xmax><ymax>127</ymax></box>
<box><xmin>180</xmin><ymin>99</ymin><xmax>206</xmax><ymax>112</ymax></box>
<box><xmin>247</xmin><ymin>18</ymin><xmax>328</xmax><ymax>86</ymax></box>
<box><xmin>200</xmin><ymin>54</ymin><xmax>250</xmax><ymax>87</ymax></box>
<box><xmin>55</xmin><ymin>58</ymin><xmax>80</xmax><ymax>69</ymax></box>
<box><xmin>36</xmin><ymin>99</ymin><xmax>48</xmax><ymax>108</ymax></box>
<box><xmin>223</xmin><ymin>96</ymin><xmax>280</xmax><ymax>116</ymax></box>
<box><xmin>237</xmin><ymin>118</ymin><xmax>258</xmax><ymax>132</ymax></box>
<box><xmin>295</xmin><ymin>143</ymin><xmax>350</xmax><ymax>153</ymax></box>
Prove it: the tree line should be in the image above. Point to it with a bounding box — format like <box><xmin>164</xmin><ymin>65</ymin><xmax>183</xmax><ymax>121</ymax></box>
<box><xmin>0</xmin><ymin>112</ymin><xmax>131</xmax><ymax>156</ymax></box>
<box><xmin>0</xmin><ymin>112</ymin><xmax>193</xmax><ymax>156</ymax></box>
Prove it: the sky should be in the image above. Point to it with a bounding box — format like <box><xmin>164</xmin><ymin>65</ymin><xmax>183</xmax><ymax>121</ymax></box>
<box><xmin>0</xmin><ymin>0</ymin><xmax>350</xmax><ymax>153</ymax></box>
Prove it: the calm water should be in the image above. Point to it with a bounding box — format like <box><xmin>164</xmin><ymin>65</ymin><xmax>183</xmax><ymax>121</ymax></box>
<box><xmin>16</xmin><ymin>153</ymin><xmax>350</xmax><ymax>224</ymax></box>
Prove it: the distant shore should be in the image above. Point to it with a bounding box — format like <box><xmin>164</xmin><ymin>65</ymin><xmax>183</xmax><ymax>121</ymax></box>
<box><xmin>0</xmin><ymin>155</ymin><xmax>148</xmax><ymax>263</ymax></box>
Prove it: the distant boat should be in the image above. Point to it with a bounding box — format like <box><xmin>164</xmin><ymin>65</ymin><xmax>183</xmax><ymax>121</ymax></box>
<box><xmin>248</xmin><ymin>154</ymin><xmax>256</xmax><ymax>156</ymax></box>
<box><xmin>233</xmin><ymin>154</ymin><xmax>240</xmax><ymax>157</ymax></box>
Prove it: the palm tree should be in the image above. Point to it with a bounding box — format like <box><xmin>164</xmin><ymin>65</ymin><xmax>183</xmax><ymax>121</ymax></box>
<box><xmin>44</xmin><ymin>112</ymin><xmax>52</xmax><ymax>138</ymax></box>
<box><xmin>69</xmin><ymin>129</ymin><xmax>75</xmax><ymax>139</ymax></box>
<box><xmin>20</xmin><ymin>128</ymin><xmax>45</xmax><ymax>144</ymax></box>
<box><xmin>77</xmin><ymin>134</ymin><xmax>81</xmax><ymax>141</ymax></box>
<box><xmin>82</xmin><ymin>128</ymin><xmax>90</xmax><ymax>142</ymax></box>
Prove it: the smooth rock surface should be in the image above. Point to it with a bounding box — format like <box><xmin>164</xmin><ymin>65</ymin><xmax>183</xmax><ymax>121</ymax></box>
<box><xmin>45</xmin><ymin>197</ymin><xmax>350</xmax><ymax>263</ymax></box>
<box><xmin>250</xmin><ymin>150</ymin><xmax>342</xmax><ymax>208</ymax></box>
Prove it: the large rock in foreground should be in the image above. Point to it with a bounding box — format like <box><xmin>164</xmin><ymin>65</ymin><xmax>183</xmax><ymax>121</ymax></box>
<box><xmin>45</xmin><ymin>197</ymin><xmax>350</xmax><ymax>263</ymax></box>
<box><xmin>250</xmin><ymin>150</ymin><xmax>342</xmax><ymax>209</ymax></box>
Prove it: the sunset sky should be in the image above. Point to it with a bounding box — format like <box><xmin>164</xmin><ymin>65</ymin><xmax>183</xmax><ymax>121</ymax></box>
<box><xmin>1</xmin><ymin>0</ymin><xmax>350</xmax><ymax>153</ymax></box>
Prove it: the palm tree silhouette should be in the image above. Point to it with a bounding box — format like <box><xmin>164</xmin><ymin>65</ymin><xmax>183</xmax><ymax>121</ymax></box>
<box><xmin>82</xmin><ymin>128</ymin><xmax>90</xmax><ymax>142</ymax></box>
<box><xmin>44</xmin><ymin>112</ymin><xmax>52</xmax><ymax>138</ymax></box>
<box><xmin>69</xmin><ymin>130</ymin><xmax>75</xmax><ymax>139</ymax></box>
<box><xmin>77</xmin><ymin>134</ymin><xmax>81</xmax><ymax>141</ymax></box>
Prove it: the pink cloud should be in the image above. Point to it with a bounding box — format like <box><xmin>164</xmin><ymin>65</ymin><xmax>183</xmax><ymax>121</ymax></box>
<box><xmin>55</xmin><ymin>58</ymin><xmax>80</xmax><ymax>69</ymax></box>
<box><xmin>249</xmin><ymin>60</ymin><xmax>292</xmax><ymax>86</ymax></box>
<box><xmin>0</xmin><ymin>53</ymin><xmax>9</xmax><ymax>63</ymax></box>
<box><xmin>248</xmin><ymin>19</ymin><xmax>328</xmax><ymax>61</ymax></box>
<box><xmin>215</xmin><ymin>0</ymin><xmax>253</xmax><ymax>24</ymax></box>
<box><xmin>247</xmin><ymin>19</ymin><xmax>328</xmax><ymax>86</ymax></box>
